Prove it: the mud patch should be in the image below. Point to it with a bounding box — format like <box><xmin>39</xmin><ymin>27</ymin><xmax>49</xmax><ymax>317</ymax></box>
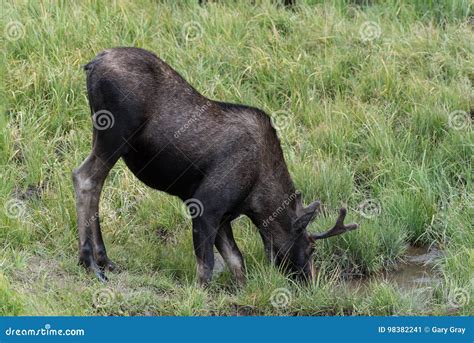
<box><xmin>387</xmin><ymin>245</ymin><xmax>442</xmax><ymax>288</ymax></box>
<box><xmin>348</xmin><ymin>245</ymin><xmax>442</xmax><ymax>290</ymax></box>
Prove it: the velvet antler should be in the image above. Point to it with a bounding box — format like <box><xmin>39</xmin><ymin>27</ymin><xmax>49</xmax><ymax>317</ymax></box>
<box><xmin>309</xmin><ymin>208</ymin><xmax>358</xmax><ymax>242</ymax></box>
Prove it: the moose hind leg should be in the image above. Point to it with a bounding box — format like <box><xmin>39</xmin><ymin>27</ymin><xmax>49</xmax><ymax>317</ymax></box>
<box><xmin>72</xmin><ymin>152</ymin><xmax>118</xmax><ymax>281</ymax></box>
<box><xmin>215</xmin><ymin>221</ymin><xmax>246</xmax><ymax>286</ymax></box>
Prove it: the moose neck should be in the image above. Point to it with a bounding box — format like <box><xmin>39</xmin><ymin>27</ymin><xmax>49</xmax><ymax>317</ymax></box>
<box><xmin>249</xmin><ymin>164</ymin><xmax>299</xmax><ymax>239</ymax></box>
<box><xmin>246</xmin><ymin>116</ymin><xmax>300</xmax><ymax>252</ymax></box>
<box><xmin>251</xmin><ymin>182</ymin><xmax>299</xmax><ymax>263</ymax></box>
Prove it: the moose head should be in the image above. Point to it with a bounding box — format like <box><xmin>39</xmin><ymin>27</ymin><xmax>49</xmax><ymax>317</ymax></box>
<box><xmin>258</xmin><ymin>194</ymin><xmax>358</xmax><ymax>281</ymax></box>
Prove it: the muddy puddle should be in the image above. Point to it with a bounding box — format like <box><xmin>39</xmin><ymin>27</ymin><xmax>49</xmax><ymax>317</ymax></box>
<box><xmin>213</xmin><ymin>245</ymin><xmax>443</xmax><ymax>291</ymax></box>
<box><xmin>347</xmin><ymin>246</ymin><xmax>442</xmax><ymax>291</ymax></box>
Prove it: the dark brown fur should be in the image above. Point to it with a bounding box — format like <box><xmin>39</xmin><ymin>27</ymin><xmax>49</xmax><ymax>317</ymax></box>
<box><xmin>73</xmin><ymin>47</ymin><xmax>357</xmax><ymax>285</ymax></box>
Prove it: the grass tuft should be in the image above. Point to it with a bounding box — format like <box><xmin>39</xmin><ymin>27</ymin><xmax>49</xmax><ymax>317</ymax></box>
<box><xmin>1</xmin><ymin>0</ymin><xmax>472</xmax><ymax>315</ymax></box>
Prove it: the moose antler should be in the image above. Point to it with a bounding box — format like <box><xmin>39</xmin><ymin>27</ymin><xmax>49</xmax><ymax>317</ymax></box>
<box><xmin>309</xmin><ymin>208</ymin><xmax>358</xmax><ymax>242</ymax></box>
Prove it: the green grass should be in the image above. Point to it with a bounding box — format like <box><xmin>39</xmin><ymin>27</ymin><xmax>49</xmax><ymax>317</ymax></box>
<box><xmin>1</xmin><ymin>0</ymin><xmax>473</xmax><ymax>316</ymax></box>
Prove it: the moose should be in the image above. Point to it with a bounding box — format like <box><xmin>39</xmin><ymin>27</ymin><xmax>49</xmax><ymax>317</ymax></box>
<box><xmin>73</xmin><ymin>47</ymin><xmax>358</xmax><ymax>286</ymax></box>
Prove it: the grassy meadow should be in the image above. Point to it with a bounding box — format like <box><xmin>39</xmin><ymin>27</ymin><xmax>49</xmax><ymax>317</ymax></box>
<box><xmin>1</xmin><ymin>0</ymin><xmax>473</xmax><ymax>316</ymax></box>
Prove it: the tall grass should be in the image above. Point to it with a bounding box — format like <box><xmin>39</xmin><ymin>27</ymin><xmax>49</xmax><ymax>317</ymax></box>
<box><xmin>1</xmin><ymin>0</ymin><xmax>472</xmax><ymax>315</ymax></box>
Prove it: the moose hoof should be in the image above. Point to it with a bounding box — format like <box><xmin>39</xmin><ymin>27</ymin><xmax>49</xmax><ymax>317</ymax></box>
<box><xmin>95</xmin><ymin>270</ymin><xmax>108</xmax><ymax>283</ymax></box>
<box><xmin>78</xmin><ymin>254</ymin><xmax>110</xmax><ymax>282</ymax></box>
<box><xmin>97</xmin><ymin>257</ymin><xmax>116</xmax><ymax>272</ymax></box>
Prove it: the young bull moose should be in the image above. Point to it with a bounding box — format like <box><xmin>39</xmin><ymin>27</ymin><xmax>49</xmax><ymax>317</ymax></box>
<box><xmin>73</xmin><ymin>47</ymin><xmax>358</xmax><ymax>286</ymax></box>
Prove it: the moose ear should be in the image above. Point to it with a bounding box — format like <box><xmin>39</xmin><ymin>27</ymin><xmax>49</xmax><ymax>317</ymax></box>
<box><xmin>292</xmin><ymin>200</ymin><xmax>321</xmax><ymax>232</ymax></box>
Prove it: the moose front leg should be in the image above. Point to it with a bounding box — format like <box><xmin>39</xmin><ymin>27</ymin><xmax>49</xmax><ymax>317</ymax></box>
<box><xmin>192</xmin><ymin>215</ymin><xmax>219</xmax><ymax>286</ymax></box>
<box><xmin>72</xmin><ymin>152</ymin><xmax>118</xmax><ymax>281</ymax></box>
